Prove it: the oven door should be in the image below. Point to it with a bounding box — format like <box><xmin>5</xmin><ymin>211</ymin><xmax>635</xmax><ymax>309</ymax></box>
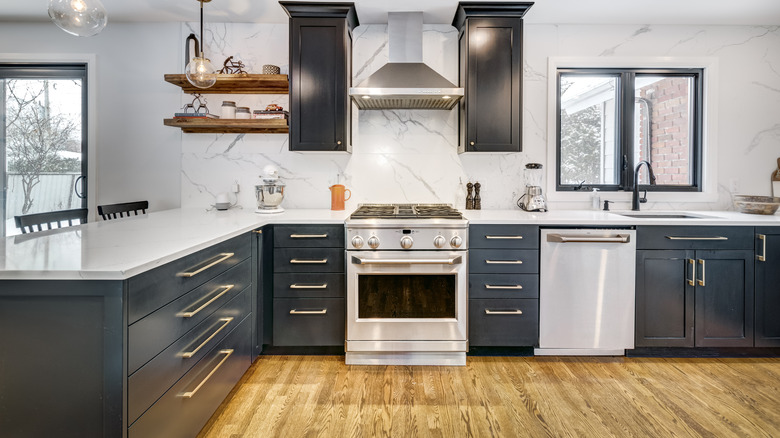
<box><xmin>346</xmin><ymin>250</ymin><xmax>467</xmax><ymax>347</ymax></box>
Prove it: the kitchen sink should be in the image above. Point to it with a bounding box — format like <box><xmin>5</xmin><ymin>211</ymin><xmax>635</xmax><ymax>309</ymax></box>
<box><xmin>614</xmin><ymin>212</ymin><xmax>712</xmax><ymax>219</ymax></box>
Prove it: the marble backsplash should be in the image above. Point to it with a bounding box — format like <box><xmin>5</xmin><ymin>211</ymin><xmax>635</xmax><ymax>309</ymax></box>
<box><xmin>180</xmin><ymin>22</ymin><xmax>780</xmax><ymax>213</ymax></box>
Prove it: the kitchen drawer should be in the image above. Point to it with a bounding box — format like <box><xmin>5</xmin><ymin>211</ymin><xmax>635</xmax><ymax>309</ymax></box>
<box><xmin>128</xmin><ymin>259</ymin><xmax>250</xmax><ymax>374</ymax></box>
<box><xmin>636</xmin><ymin>226</ymin><xmax>753</xmax><ymax>250</ymax></box>
<box><xmin>469</xmin><ymin>299</ymin><xmax>539</xmax><ymax>347</ymax></box>
<box><xmin>128</xmin><ymin>233</ymin><xmax>251</xmax><ymax>324</ymax></box>
<box><xmin>469</xmin><ymin>225</ymin><xmax>539</xmax><ymax>249</ymax></box>
<box><xmin>128</xmin><ymin>315</ymin><xmax>251</xmax><ymax>438</ymax></box>
<box><xmin>469</xmin><ymin>273</ymin><xmax>539</xmax><ymax>299</ymax></box>
<box><xmin>128</xmin><ymin>286</ymin><xmax>250</xmax><ymax>424</ymax></box>
<box><xmin>273</xmin><ymin>273</ymin><xmax>345</xmax><ymax>298</ymax></box>
<box><xmin>274</xmin><ymin>248</ymin><xmax>345</xmax><ymax>273</ymax></box>
<box><xmin>273</xmin><ymin>298</ymin><xmax>345</xmax><ymax>346</ymax></box>
<box><xmin>274</xmin><ymin>224</ymin><xmax>345</xmax><ymax>248</ymax></box>
<box><xmin>469</xmin><ymin>249</ymin><xmax>539</xmax><ymax>274</ymax></box>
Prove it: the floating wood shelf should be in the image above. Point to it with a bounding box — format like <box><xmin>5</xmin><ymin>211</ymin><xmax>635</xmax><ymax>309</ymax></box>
<box><xmin>163</xmin><ymin>118</ymin><xmax>288</xmax><ymax>134</ymax></box>
<box><xmin>164</xmin><ymin>74</ymin><xmax>289</xmax><ymax>94</ymax></box>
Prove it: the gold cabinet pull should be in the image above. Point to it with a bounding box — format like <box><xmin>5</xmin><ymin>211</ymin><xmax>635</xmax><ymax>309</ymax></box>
<box><xmin>485</xmin><ymin>285</ymin><xmax>523</xmax><ymax>290</ymax></box>
<box><xmin>179</xmin><ymin>349</ymin><xmax>233</xmax><ymax>399</ymax></box>
<box><xmin>177</xmin><ymin>285</ymin><xmax>234</xmax><ymax>318</ymax></box>
<box><xmin>177</xmin><ymin>252</ymin><xmax>234</xmax><ymax>278</ymax></box>
<box><xmin>253</xmin><ymin>230</ymin><xmax>263</xmax><ymax>234</ymax></box>
<box><xmin>290</xmin><ymin>283</ymin><xmax>328</xmax><ymax>289</ymax></box>
<box><xmin>697</xmin><ymin>259</ymin><xmax>706</xmax><ymax>286</ymax></box>
<box><xmin>687</xmin><ymin>259</ymin><xmax>696</xmax><ymax>286</ymax></box>
<box><xmin>290</xmin><ymin>259</ymin><xmax>328</xmax><ymax>264</ymax></box>
<box><xmin>290</xmin><ymin>234</ymin><xmax>328</xmax><ymax>238</ymax></box>
<box><xmin>485</xmin><ymin>235</ymin><xmax>523</xmax><ymax>240</ymax></box>
<box><xmin>290</xmin><ymin>309</ymin><xmax>327</xmax><ymax>315</ymax></box>
<box><xmin>665</xmin><ymin>236</ymin><xmax>728</xmax><ymax>241</ymax></box>
<box><xmin>181</xmin><ymin>318</ymin><xmax>233</xmax><ymax>359</ymax></box>
<box><xmin>485</xmin><ymin>260</ymin><xmax>523</xmax><ymax>264</ymax></box>
<box><xmin>757</xmin><ymin>234</ymin><xmax>767</xmax><ymax>262</ymax></box>
<box><xmin>485</xmin><ymin>309</ymin><xmax>523</xmax><ymax>315</ymax></box>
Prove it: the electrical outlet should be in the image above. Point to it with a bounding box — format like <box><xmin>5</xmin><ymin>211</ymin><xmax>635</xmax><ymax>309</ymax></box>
<box><xmin>231</xmin><ymin>183</ymin><xmax>240</xmax><ymax>193</ymax></box>
<box><xmin>729</xmin><ymin>178</ymin><xmax>740</xmax><ymax>193</ymax></box>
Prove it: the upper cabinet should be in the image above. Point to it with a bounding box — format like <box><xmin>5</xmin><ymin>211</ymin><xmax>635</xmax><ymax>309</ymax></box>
<box><xmin>280</xmin><ymin>2</ymin><xmax>358</xmax><ymax>152</ymax></box>
<box><xmin>453</xmin><ymin>2</ymin><xmax>533</xmax><ymax>153</ymax></box>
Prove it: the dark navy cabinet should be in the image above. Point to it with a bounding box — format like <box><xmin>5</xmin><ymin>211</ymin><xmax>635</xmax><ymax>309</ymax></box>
<box><xmin>755</xmin><ymin>227</ymin><xmax>780</xmax><ymax>346</ymax></box>
<box><xmin>635</xmin><ymin>226</ymin><xmax>754</xmax><ymax>348</ymax></box>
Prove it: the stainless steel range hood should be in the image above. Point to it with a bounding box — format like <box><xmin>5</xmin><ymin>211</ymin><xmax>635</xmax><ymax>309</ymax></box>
<box><xmin>349</xmin><ymin>12</ymin><xmax>463</xmax><ymax>110</ymax></box>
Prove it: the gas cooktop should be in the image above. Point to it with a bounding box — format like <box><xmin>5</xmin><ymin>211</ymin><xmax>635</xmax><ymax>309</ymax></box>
<box><xmin>349</xmin><ymin>203</ymin><xmax>463</xmax><ymax>220</ymax></box>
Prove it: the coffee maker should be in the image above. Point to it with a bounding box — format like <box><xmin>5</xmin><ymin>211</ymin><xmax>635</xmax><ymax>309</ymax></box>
<box><xmin>518</xmin><ymin>163</ymin><xmax>547</xmax><ymax>212</ymax></box>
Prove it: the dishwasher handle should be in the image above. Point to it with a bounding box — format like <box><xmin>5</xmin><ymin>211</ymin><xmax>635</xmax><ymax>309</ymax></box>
<box><xmin>546</xmin><ymin>233</ymin><xmax>631</xmax><ymax>243</ymax></box>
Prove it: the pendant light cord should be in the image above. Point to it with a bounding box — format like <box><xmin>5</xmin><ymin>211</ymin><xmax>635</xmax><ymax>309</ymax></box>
<box><xmin>199</xmin><ymin>0</ymin><xmax>205</xmax><ymax>58</ymax></box>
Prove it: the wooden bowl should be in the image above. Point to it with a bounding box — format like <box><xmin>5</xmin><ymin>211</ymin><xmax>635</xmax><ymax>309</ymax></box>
<box><xmin>733</xmin><ymin>195</ymin><xmax>780</xmax><ymax>215</ymax></box>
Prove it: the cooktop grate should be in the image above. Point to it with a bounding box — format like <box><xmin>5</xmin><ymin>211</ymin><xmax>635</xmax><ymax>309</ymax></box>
<box><xmin>350</xmin><ymin>203</ymin><xmax>463</xmax><ymax>219</ymax></box>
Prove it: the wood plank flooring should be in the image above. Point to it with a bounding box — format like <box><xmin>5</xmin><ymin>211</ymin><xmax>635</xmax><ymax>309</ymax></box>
<box><xmin>198</xmin><ymin>355</ymin><xmax>780</xmax><ymax>438</ymax></box>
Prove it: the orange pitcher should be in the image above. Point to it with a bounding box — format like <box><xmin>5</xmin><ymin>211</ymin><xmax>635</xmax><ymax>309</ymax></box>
<box><xmin>329</xmin><ymin>184</ymin><xmax>351</xmax><ymax>210</ymax></box>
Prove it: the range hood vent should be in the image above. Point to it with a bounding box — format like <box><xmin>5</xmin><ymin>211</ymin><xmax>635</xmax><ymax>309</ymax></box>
<box><xmin>349</xmin><ymin>12</ymin><xmax>464</xmax><ymax>110</ymax></box>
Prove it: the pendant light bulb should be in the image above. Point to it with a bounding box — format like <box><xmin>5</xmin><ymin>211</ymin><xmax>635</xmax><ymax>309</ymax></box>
<box><xmin>185</xmin><ymin>0</ymin><xmax>216</xmax><ymax>89</ymax></box>
<box><xmin>48</xmin><ymin>0</ymin><xmax>107</xmax><ymax>37</ymax></box>
<box><xmin>186</xmin><ymin>56</ymin><xmax>217</xmax><ymax>89</ymax></box>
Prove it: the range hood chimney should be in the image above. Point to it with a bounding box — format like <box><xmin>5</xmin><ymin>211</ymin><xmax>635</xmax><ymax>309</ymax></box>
<box><xmin>349</xmin><ymin>12</ymin><xmax>464</xmax><ymax>110</ymax></box>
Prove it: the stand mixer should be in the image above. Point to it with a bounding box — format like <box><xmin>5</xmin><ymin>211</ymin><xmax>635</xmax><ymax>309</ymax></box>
<box><xmin>255</xmin><ymin>165</ymin><xmax>285</xmax><ymax>214</ymax></box>
<box><xmin>517</xmin><ymin>163</ymin><xmax>547</xmax><ymax>212</ymax></box>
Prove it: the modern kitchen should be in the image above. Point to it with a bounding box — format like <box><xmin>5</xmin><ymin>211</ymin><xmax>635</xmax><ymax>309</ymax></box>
<box><xmin>1</xmin><ymin>0</ymin><xmax>780</xmax><ymax>437</ymax></box>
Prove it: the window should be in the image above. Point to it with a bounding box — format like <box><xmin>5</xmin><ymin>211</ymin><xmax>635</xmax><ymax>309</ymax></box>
<box><xmin>1</xmin><ymin>64</ymin><xmax>88</xmax><ymax>237</ymax></box>
<box><xmin>556</xmin><ymin>68</ymin><xmax>703</xmax><ymax>192</ymax></box>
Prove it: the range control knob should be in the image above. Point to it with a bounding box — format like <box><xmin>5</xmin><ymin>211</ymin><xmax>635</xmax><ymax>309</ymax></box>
<box><xmin>400</xmin><ymin>235</ymin><xmax>414</xmax><ymax>249</ymax></box>
<box><xmin>450</xmin><ymin>235</ymin><xmax>463</xmax><ymax>248</ymax></box>
<box><xmin>367</xmin><ymin>235</ymin><xmax>380</xmax><ymax>249</ymax></box>
<box><xmin>351</xmin><ymin>235</ymin><xmax>364</xmax><ymax>249</ymax></box>
<box><xmin>433</xmin><ymin>235</ymin><xmax>446</xmax><ymax>248</ymax></box>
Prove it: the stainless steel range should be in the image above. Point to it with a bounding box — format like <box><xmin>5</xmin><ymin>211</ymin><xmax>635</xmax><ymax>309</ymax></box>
<box><xmin>345</xmin><ymin>204</ymin><xmax>468</xmax><ymax>365</ymax></box>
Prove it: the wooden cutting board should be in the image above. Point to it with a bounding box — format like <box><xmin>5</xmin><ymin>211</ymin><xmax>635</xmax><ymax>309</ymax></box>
<box><xmin>773</xmin><ymin>157</ymin><xmax>780</xmax><ymax>197</ymax></box>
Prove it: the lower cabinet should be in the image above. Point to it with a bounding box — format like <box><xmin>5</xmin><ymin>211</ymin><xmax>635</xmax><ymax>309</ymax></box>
<box><xmin>469</xmin><ymin>298</ymin><xmax>538</xmax><ymax>346</ymax></box>
<box><xmin>755</xmin><ymin>227</ymin><xmax>780</xmax><ymax>346</ymax></box>
<box><xmin>635</xmin><ymin>226</ymin><xmax>755</xmax><ymax>348</ymax></box>
<box><xmin>273</xmin><ymin>298</ymin><xmax>345</xmax><ymax>346</ymax></box>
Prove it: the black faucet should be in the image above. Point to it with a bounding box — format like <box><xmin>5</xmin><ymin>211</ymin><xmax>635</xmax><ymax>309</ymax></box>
<box><xmin>632</xmin><ymin>160</ymin><xmax>657</xmax><ymax>211</ymax></box>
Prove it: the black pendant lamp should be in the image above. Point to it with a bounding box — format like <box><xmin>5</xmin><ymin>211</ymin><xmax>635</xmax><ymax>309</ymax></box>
<box><xmin>185</xmin><ymin>0</ymin><xmax>217</xmax><ymax>89</ymax></box>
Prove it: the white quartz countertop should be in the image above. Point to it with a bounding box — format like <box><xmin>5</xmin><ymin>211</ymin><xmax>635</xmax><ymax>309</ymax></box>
<box><xmin>2</xmin><ymin>207</ymin><xmax>777</xmax><ymax>280</ymax></box>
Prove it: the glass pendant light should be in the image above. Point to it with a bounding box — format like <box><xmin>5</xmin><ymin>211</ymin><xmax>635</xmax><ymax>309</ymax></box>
<box><xmin>185</xmin><ymin>0</ymin><xmax>217</xmax><ymax>89</ymax></box>
<box><xmin>48</xmin><ymin>0</ymin><xmax>108</xmax><ymax>37</ymax></box>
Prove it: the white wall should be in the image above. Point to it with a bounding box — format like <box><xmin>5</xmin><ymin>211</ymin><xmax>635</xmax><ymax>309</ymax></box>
<box><xmin>0</xmin><ymin>22</ymin><xmax>182</xmax><ymax>215</ymax></box>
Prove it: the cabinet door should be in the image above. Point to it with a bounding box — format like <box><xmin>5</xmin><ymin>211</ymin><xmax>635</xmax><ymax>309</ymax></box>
<box><xmin>635</xmin><ymin>250</ymin><xmax>694</xmax><ymax>347</ymax></box>
<box><xmin>755</xmin><ymin>229</ymin><xmax>780</xmax><ymax>346</ymax></box>
<box><xmin>462</xmin><ymin>17</ymin><xmax>522</xmax><ymax>152</ymax></box>
<box><xmin>289</xmin><ymin>17</ymin><xmax>350</xmax><ymax>151</ymax></box>
<box><xmin>694</xmin><ymin>250</ymin><xmax>754</xmax><ymax>347</ymax></box>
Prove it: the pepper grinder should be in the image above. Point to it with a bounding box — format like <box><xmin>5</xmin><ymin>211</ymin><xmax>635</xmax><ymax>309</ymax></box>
<box><xmin>474</xmin><ymin>182</ymin><xmax>482</xmax><ymax>210</ymax></box>
<box><xmin>466</xmin><ymin>182</ymin><xmax>474</xmax><ymax>210</ymax></box>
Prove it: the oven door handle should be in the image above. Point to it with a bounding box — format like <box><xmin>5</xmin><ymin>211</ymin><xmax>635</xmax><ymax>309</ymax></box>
<box><xmin>351</xmin><ymin>255</ymin><xmax>463</xmax><ymax>265</ymax></box>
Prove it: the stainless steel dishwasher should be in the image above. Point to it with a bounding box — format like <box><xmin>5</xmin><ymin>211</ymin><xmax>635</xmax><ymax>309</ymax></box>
<box><xmin>536</xmin><ymin>228</ymin><xmax>636</xmax><ymax>355</ymax></box>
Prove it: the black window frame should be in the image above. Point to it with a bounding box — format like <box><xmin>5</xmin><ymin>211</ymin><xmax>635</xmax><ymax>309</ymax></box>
<box><xmin>556</xmin><ymin>67</ymin><xmax>704</xmax><ymax>193</ymax></box>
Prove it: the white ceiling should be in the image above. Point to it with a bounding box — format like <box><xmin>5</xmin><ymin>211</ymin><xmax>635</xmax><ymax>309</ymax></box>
<box><xmin>3</xmin><ymin>0</ymin><xmax>780</xmax><ymax>25</ymax></box>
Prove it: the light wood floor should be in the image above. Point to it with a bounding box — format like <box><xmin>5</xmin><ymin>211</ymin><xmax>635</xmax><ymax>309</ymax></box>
<box><xmin>199</xmin><ymin>355</ymin><xmax>780</xmax><ymax>437</ymax></box>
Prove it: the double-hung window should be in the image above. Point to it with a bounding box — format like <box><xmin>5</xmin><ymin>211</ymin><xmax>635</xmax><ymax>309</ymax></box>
<box><xmin>556</xmin><ymin>68</ymin><xmax>703</xmax><ymax>193</ymax></box>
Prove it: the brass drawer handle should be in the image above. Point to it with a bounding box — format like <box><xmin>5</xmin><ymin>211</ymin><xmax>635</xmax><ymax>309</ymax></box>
<box><xmin>757</xmin><ymin>234</ymin><xmax>767</xmax><ymax>262</ymax></box>
<box><xmin>177</xmin><ymin>252</ymin><xmax>235</xmax><ymax>278</ymax></box>
<box><xmin>290</xmin><ymin>283</ymin><xmax>328</xmax><ymax>289</ymax></box>
<box><xmin>179</xmin><ymin>349</ymin><xmax>233</xmax><ymax>399</ymax></box>
<box><xmin>485</xmin><ymin>309</ymin><xmax>523</xmax><ymax>315</ymax></box>
<box><xmin>290</xmin><ymin>234</ymin><xmax>328</xmax><ymax>238</ymax></box>
<box><xmin>290</xmin><ymin>259</ymin><xmax>328</xmax><ymax>264</ymax></box>
<box><xmin>177</xmin><ymin>285</ymin><xmax>234</xmax><ymax>318</ymax></box>
<box><xmin>687</xmin><ymin>259</ymin><xmax>696</xmax><ymax>286</ymax></box>
<box><xmin>181</xmin><ymin>317</ymin><xmax>233</xmax><ymax>359</ymax></box>
<box><xmin>485</xmin><ymin>284</ymin><xmax>523</xmax><ymax>290</ymax></box>
<box><xmin>697</xmin><ymin>259</ymin><xmax>706</xmax><ymax>286</ymax></box>
<box><xmin>290</xmin><ymin>309</ymin><xmax>327</xmax><ymax>315</ymax></box>
<box><xmin>485</xmin><ymin>260</ymin><xmax>523</xmax><ymax>264</ymax></box>
<box><xmin>485</xmin><ymin>235</ymin><xmax>523</xmax><ymax>240</ymax></box>
<box><xmin>665</xmin><ymin>236</ymin><xmax>728</xmax><ymax>241</ymax></box>
<box><xmin>253</xmin><ymin>230</ymin><xmax>263</xmax><ymax>234</ymax></box>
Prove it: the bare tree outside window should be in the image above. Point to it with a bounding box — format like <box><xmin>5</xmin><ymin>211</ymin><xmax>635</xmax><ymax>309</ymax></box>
<box><xmin>5</xmin><ymin>79</ymin><xmax>81</xmax><ymax>215</ymax></box>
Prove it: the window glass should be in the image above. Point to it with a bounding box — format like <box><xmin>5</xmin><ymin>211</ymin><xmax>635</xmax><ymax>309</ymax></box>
<box><xmin>559</xmin><ymin>75</ymin><xmax>619</xmax><ymax>186</ymax></box>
